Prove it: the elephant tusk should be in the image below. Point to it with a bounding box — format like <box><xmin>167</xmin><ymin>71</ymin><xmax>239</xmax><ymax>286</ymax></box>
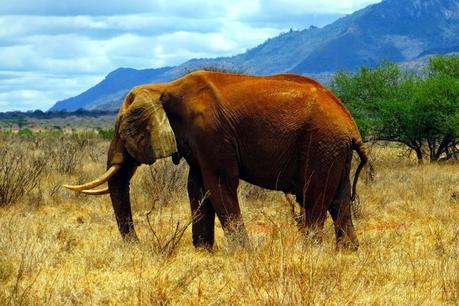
<box><xmin>81</xmin><ymin>187</ymin><xmax>109</xmax><ymax>195</ymax></box>
<box><xmin>63</xmin><ymin>165</ymin><xmax>121</xmax><ymax>192</ymax></box>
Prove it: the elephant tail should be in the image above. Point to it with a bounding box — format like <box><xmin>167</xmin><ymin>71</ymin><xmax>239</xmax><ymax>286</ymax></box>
<box><xmin>351</xmin><ymin>138</ymin><xmax>368</xmax><ymax>202</ymax></box>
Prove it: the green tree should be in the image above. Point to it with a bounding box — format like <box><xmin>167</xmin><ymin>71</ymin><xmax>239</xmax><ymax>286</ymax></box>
<box><xmin>330</xmin><ymin>62</ymin><xmax>403</xmax><ymax>139</ymax></box>
<box><xmin>374</xmin><ymin>76</ymin><xmax>426</xmax><ymax>161</ymax></box>
<box><xmin>415</xmin><ymin>74</ymin><xmax>459</xmax><ymax>161</ymax></box>
<box><xmin>428</xmin><ymin>54</ymin><xmax>459</xmax><ymax>78</ymax></box>
<box><xmin>330</xmin><ymin>56</ymin><xmax>459</xmax><ymax>163</ymax></box>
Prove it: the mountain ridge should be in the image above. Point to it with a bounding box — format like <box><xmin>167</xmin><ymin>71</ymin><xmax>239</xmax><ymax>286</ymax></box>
<box><xmin>50</xmin><ymin>0</ymin><xmax>459</xmax><ymax>111</ymax></box>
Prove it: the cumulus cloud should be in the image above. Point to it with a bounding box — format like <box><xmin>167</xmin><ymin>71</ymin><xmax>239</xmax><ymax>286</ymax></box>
<box><xmin>0</xmin><ymin>0</ymin><xmax>381</xmax><ymax>111</ymax></box>
<box><xmin>0</xmin><ymin>0</ymin><xmax>378</xmax><ymax>16</ymax></box>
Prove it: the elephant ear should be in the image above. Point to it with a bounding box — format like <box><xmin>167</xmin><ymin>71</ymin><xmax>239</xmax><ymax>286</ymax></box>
<box><xmin>119</xmin><ymin>89</ymin><xmax>177</xmax><ymax>164</ymax></box>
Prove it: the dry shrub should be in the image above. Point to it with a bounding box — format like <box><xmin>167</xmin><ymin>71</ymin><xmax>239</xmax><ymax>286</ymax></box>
<box><xmin>144</xmin><ymin>208</ymin><xmax>192</xmax><ymax>258</ymax></box>
<box><xmin>3</xmin><ymin>243</ymin><xmax>45</xmax><ymax>305</ymax></box>
<box><xmin>86</xmin><ymin>140</ymin><xmax>107</xmax><ymax>163</ymax></box>
<box><xmin>144</xmin><ymin>192</ymin><xmax>209</xmax><ymax>257</ymax></box>
<box><xmin>137</xmin><ymin>159</ymin><xmax>188</xmax><ymax>208</ymax></box>
<box><xmin>0</xmin><ymin>141</ymin><xmax>46</xmax><ymax>206</ymax></box>
<box><xmin>49</xmin><ymin>136</ymin><xmax>88</xmax><ymax>174</ymax></box>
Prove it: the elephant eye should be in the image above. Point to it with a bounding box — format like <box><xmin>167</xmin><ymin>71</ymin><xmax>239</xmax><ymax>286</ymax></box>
<box><xmin>160</xmin><ymin>93</ymin><xmax>171</xmax><ymax>104</ymax></box>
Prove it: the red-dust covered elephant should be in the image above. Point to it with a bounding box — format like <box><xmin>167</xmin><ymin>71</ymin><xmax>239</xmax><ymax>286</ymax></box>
<box><xmin>65</xmin><ymin>70</ymin><xmax>367</xmax><ymax>250</ymax></box>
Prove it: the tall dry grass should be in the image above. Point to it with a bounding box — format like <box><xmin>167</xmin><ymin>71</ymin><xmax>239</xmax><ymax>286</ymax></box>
<box><xmin>0</xmin><ymin>136</ymin><xmax>457</xmax><ymax>305</ymax></box>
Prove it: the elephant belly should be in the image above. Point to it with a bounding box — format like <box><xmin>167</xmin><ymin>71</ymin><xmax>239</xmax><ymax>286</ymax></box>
<box><xmin>237</xmin><ymin>149</ymin><xmax>299</xmax><ymax>193</ymax></box>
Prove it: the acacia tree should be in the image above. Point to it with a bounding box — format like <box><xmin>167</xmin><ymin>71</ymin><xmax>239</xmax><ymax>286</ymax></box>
<box><xmin>330</xmin><ymin>62</ymin><xmax>402</xmax><ymax>139</ymax></box>
<box><xmin>423</xmin><ymin>55</ymin><xmax>459</xmax><ymax>160</ymax></box>
<box><xmin>373</xmin><ymin>76</ymin><xmax>426</xmax><ymax>161</ymax></box>
<box><xmin>415</xmin><ymin>75</ymin><xmax>459</xmax><ymax>161</ymax></box>
<box><xmin>330</xmin><ymin>56</ymin><xmax>459</xmax><ymax>163</ymax></box>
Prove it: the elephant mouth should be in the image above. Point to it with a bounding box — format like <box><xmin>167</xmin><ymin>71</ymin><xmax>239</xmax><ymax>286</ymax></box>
<box><xmin>63</xmin><ymin>164</ymin><xmax>120</xmax><ymax>195</ymax></box>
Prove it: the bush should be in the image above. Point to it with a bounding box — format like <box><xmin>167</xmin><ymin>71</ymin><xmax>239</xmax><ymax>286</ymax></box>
<box><xmin>330</xmin><ymin>62</ymin><xmax>403</xmax><ymax>139</ymax></box>
<box><xmin>50</xmin><ymin>136</ymin><xmax>87</xmax><ymax>174</ymax></box>
<box><xmin>97</xmin><ymin>128</ymin><xmax>114</xmax><ymax>140</ymax></box>
<box><xmin>136</xmin><ymin>159</ymin><xmax>188</xmax><ymax>209</ymax></box>
<box><xmin>17</xmin><ymin>128</ymin><xmax>34</xmax><ymax>138</ymax></box>
<box><xmin>0</xmin><ymin>141</ymin><xmax>46</xmax><ymax>206</ymax></box>
<box><xmin>330</xmin><ymin>56</ymin><xmax>459</xmax><ymax>163</ymax></box>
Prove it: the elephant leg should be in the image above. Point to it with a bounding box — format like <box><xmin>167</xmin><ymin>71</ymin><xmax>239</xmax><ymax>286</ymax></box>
<box><xmin>187</xmin><ymin>167</ymin><xmax>215</xmax><ymax>249</ymax></box>
<box><xmin>298</xmin><ymin>191</ymin><xmax>328</xmax><ymax>244</ymax></box>
<box><xmin>108</xmin><ymin>164</ymin><xmax>138</xmax><ymax>242</ymax></box>
<box><xmin>296</xmin><ymin>160</ymin><xmax>342</xmax><ymax>245</ymax></box>
<box><xmin>328</xmin><ymin>161</ymin><xmax>359</xmax><ymax>251</ymax></box>
<box><xmin>200</xmin><ymin>168</ymin><xmax>249</xmax><ymax>248</ymax></box>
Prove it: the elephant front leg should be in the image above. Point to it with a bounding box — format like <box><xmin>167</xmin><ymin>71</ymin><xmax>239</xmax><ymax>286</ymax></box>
<box><xmin>201</xmin><ymin>168</ymin><xmax>249</xmax><ymax>248</ymax></box>
<box><xmin>188</xmin><ymin>167</ymin><xmax>215</xmax><ymax>249</ymax></box>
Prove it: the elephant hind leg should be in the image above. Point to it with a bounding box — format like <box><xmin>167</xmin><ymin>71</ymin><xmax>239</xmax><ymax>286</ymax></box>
<box><xmin>294</xmin><ymin>176</ymin><xmax>333</xmax><ymax>245</ymax></box>
<box><xmin>188</xmin><ymin>167</ymin><xmax>215</xmax><ymax>249</ymax></box>
<box><xmin>295</xmin><ymin>155</ymin><xmax>345</xmax><ymax>245</ymax></box>
<box><xmin>328</xmin><ymin>159</ymin><xmax>359</xmax><ymax>251</ymax></box>
<box><xmin>296</xmin><ymin>191</ymin><xmax>328</xmax><ymax>245</ymax></box>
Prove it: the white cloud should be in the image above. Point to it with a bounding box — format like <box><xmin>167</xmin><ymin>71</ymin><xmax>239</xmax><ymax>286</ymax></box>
<box><xmin>0</xmin><ymin>0</ymin><xmax>381</xmax><ymax>111</ymax></box>
<box><xmin>262</xmin><ymin>0</ymin><xmax>379</xmax><ymax>15</ymax></box>
<box><xmin>0</xmin><ymin>71</ymin><xmax>102</xmax><ymax>111</ymax></box>
<box><xmin>0</xmin><ymin>0</ymin><xmax>379</xmax><ymax>16</ymax></box>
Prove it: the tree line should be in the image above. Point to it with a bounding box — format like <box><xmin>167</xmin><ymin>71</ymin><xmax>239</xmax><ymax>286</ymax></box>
<box><xmin>0</xmin><ymin>109</ymin><xmax>116</xmax><ymax>121</ymax></box>
<box><xmin>330</xmin><ymin>55</ymin><xmax>459</xmax><ymax>163</ymax></box>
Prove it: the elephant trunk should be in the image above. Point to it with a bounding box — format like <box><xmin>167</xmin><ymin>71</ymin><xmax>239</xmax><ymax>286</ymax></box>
<box><xmin>106</xmin><ymin>132</ymin><xmax>139</xmax><ymax>241</ymax></box>
<box><xmin>108</xmin><ymin>163</ymin><xmax>138</xmax><ymax>241</ymax></box>
<box><xmin>62</xmin><ymin>86</ymin><xmax>179</xmax><ymax>241</ymax></box>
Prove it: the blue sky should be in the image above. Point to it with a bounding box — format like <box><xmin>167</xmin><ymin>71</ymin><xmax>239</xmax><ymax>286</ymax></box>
<box><xmin>0</xmin><ymin>0</ymin><xmax>380</xmax><ymax>111</ymax></box>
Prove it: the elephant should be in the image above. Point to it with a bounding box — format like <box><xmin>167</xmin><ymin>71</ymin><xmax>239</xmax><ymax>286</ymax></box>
<box><xmin>64</xmin><ymin>70</ymin><xmax>368</xmax><ymax>250</ymax></box>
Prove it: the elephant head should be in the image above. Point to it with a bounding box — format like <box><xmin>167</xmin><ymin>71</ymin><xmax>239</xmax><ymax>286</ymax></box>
<box><xmin>63</xmin><ymin>86</ymin><xmax>178</xmax><ymax>240</ymax></box>
<box><xmin>117</xmin><ymin>88</ymin><xmax>177</xmax><ymax>164</ymax></box>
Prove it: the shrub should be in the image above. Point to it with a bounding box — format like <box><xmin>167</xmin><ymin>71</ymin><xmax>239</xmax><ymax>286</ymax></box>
<box><xmin>50</xmin><ymin>136</ymin><xmax>87</xmax><ymax>174</ymax></box>
<box><xmin>17</xmin><ymin>128</ymin><xmax>33</xmax><ymax>138</ymax></box>
<box><xmin>97</xmin><ymin>128</ymin><xmax>115</xmax><ymax>140</ymax></box>
<box><xmin>139</xmin><ymin>159</ymin><xmax>188</xmax><ymax>207</ymax></box>
<box><xmin>0</xmin><ymin>141</ymin><xmax>46</xmax><ymax>206</ymax></box>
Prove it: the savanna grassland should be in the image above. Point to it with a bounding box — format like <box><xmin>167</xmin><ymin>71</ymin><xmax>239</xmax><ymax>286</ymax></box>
<box><xmin>0</xmin><ymin>132</ymin><xmax>458</xmax><ymax>305</ymax></box>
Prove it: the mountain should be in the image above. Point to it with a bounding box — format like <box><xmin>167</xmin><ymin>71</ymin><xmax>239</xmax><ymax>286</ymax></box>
<box><xmin>292</xmin><ymin>0</ymin><xmax>459</xmax><ymax>73</ymax></box>
<box><xmin>51</xmin><ymin>66</ymin><xmax>173</xmax><ymax>111</ymax></box>
<box><xmin>50</xmin><ymin>0</ymin><xmax>459</xmax><ymax>111</ymax></box>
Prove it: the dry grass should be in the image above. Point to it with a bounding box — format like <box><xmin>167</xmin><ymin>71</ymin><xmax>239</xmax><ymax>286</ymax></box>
<box><xmin>0</xmin><ymin>137</ymin><xmax>458</xmax><ymax>305</ymax></box>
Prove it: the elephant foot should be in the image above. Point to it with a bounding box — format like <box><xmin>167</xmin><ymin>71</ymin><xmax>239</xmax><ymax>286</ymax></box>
<box><xmin>303</xmin><ymin>229</ymin><xmax>324</xmax><ymax>246</ymax></box>
<box><xmin>193</xmin><ymin>239</ymin><xmax>214</xmax><ymax>251</ymax></box>
<box><xmin>226</xmin><ymin>233</ymin><xmax>250</xmax><ymax>249</ymax></box>
<box><xmin>224</xmin><ymin>222</ymin><xmax>251</xmax><ymax>249</ymax></box>
<box><xmin>122</xmin><ymin>231</ymin><xmax>140</xmax><ymax>243</ymax></box>
<box><xmin>336</xmin><ymin>236</ymin><xmax>359</xmax><ymax>251</ymax></box>
<box><xmin>334</xmin><ymin>223</ymin><xmax>359</xmax><ymax>251</ymax></box>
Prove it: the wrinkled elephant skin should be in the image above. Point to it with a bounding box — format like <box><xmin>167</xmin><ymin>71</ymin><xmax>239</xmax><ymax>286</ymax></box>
<box><xmin>65</xmin><ymin>71</ymin><xmax>367</xmax><ymax>250</ymax></box>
